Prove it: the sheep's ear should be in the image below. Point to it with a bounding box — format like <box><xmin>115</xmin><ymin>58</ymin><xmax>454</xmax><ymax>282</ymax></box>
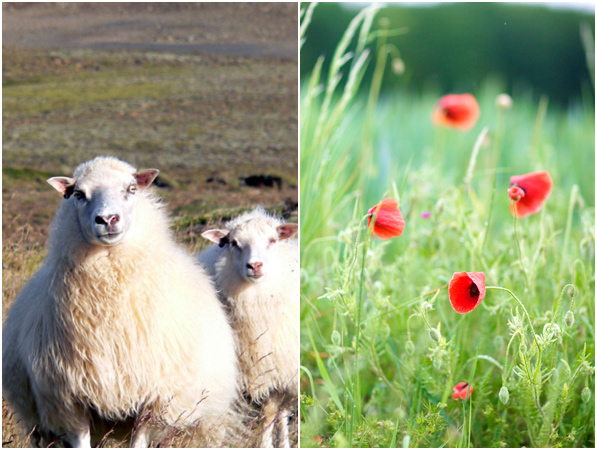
<box><xmin>201</xmin><ymin>229</ymin><xmax>230</xmax><ymax>247</ymax></box>
<box><xmin>47</xmin><ymin>177</ymin><xmax>76</xmax><ymax>199</ymax></box>
<box><xmin>277</xmin><ymin>223</ymin><xmax>298</xmax><ymax>240</ymax></box>
<box><xmin>134</xmin><ymin>169</ymin><xmax>160</xmax><ymax>189</ymax></box>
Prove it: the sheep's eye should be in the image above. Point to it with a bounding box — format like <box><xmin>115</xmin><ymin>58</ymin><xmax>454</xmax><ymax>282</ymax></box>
<box><xmin>127</xmin><ymin>184</ymin><xmax>137</xmax><ymax>194</ymax></box>
<box><xmin>231</xmin><ymin>239</ymin><xmax>241</xmax><ymax>250</ymax></box>
<box><xmin>73</xmin><ymin>190</ymin><xmax>86</xmax><ymax>201</ymax></box>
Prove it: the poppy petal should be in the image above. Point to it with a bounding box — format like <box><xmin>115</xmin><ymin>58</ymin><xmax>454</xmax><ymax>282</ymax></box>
<box><xmin>449</xmin><ymin>272</ymin><xmax>486</xmax><ymax>314</ymax></box>
<box><xmin>509</xmin><ymin>171</ymin><xmax>552</xmax><ymax>217</ymax></box>
<box><xmin>431</xmin><ymin>94</ymin><xmax>480</xmax><ymax>131</ymax></box>
<box><xmin>367</xmin><ymin>198</ymin><xmax>405</xmax><ymax>240</ymax></box>
<box><xmin>453</xmin><ymin>382</ymin><xmax>473</xmax><ymax>400</ymax></box>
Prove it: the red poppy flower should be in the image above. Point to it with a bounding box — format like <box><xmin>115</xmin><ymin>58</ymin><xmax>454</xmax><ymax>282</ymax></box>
<box><xmin>453</xmin><ymin>382</ymin><xmax>473</xmax><ymax>400</ymax></box>
<box><xmin>367</xmin><ymin>198</ymin><xmax>405</xmax><ymax>240</ymax></box>
<box><xmin>431</xmin><ymin>94</ymin><xmax>480</xmax><ymax>131</ymax></box>
<box><xmin>449</xmin><ymin>272</ymin><xmax>486</xmax><ymax>314</ymax></box>
<box><xmin>509</xmin><ymin>171</ymin><xmax>553</xmax><ymax>218</ymax></box>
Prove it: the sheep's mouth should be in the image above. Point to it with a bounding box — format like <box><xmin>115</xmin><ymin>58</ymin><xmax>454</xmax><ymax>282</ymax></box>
<box><xmin>247</xmin><ymin>273</ymin><xmax>264</xmax><ymax>282</ymax></box>
<box><xmin>96</xmin><ymin>231</ymin><xmax>124</xmax><ymax>244</ymax></box>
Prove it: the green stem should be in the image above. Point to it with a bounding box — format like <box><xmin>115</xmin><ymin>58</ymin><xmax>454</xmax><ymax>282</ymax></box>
<box><xmin>486</xmin><ymin>286</ymin><xmax>542</xmax><ymax>379</ymax></box>
<box><xmin>352</xmin><ymin>216</ymin><xmax>372</xmax><ymax>435</ymax></box>
<box><xmin>463</xmin><ymin>126</ymin><xmax>490</xmax><ymax>189</ymax></box>
<box><xmin>512</xmin><ymin>202</ymin><xmax>530</xmax><ymax>292</ymax></box>
<box><xmin>364</xmin><ymin>283</ymin><xmax>448</xmax><ymax>324</ymax></box>
<box><xmin>560</xmin><ymin>185</ymin><xmax>579</xmax><ymax>275</ymax></box>
<box><xmin>483</xmin><ymin>105</ymin><xmax>508</xmax><ymax>252</ymax></box>
<box><xmin>502</xmin><ymin>332</ymin><xmax>519</xmax><ymax>383</ymax></box>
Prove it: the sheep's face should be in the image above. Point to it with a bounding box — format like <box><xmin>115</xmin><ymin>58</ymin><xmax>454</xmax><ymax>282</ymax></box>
<box><xmin>203</xmin><ymin>219</ymin><xmax>298</xmax><ymax>284</ymax></box>
<box><xmin>48</xmin><ymin>166</ymin><xmax>159</xmax><ymax>247</ymax></box>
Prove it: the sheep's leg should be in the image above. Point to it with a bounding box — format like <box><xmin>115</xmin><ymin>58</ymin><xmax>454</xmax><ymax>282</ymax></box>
<box><xmin>131</xmin><ymin>428</ymin><xmax>149</xmax><ymax>448</ymax></box>
<box><xmin>260</xmin><ymin>397</ymin><xmax>279</xmax><ymax>448</ymax></box>
<box><xmin>277</xmin><ymin>408</ymin><xmax>291</xmax><ymax>448</ymax></box>
<box><xmin>66</xmin><ymin>420</ymin><xmax>91</xmax><ymax>448</ymax></box>
<box><xmin>131</xmin><ymin>409</ymin><xmax>152</xmax><ymax>448</ymax></box>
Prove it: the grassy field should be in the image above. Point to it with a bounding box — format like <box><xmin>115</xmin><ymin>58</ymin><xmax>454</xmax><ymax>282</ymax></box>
<box><xmin>1</xmin><ymin>7</ymin><xmax>298</xmax><ymax>445</ymax></box>
<box><xmin>300</xmin><ymin>5</ymin><xmax>594</xmax><ymax>448</ymax></box>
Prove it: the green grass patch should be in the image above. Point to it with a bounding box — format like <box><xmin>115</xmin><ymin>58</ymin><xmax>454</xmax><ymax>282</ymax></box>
<box><xmin>3</xmin><ymin>66</ymin><xmax>189</xmax><ymax>116</ymax></box>
<box><xmin>2</xmin><ymin>166</ymin><xmax>55</xmax><ymax>182</ymax></box>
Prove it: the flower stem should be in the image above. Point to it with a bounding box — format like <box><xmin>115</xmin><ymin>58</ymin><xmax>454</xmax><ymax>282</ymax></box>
<box><xmin>486</xmin><ymin>286</ymin><xmax>542</xmax><ymax>377</ymax></box>
<box><xmin>482</xmin><ymin>103</ymin><xmax>508</xmax><ymax>252</ymax></box>
<box><xmin>512</xmin><ymin>202</ymin><xmax>530</xmax><ymax>292</ymax></box>
<box><xmin>352</xmin><ymin>216</ymin><xmax>371</xmax><ymax>432</ymax></box>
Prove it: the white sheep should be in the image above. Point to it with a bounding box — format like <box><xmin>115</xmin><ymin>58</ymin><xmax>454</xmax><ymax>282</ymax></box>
<box><xmin>2</xmin><ymin>156</ymin><xmax>239</xmax><ymax>448</ymax></box>
<box><xmin>198</xmin><ymin>207</ymin><xmax>298</xmax><ymax>448</ymax></box>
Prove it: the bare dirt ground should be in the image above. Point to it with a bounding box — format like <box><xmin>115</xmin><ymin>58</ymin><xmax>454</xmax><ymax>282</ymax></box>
<box><xmin>2</xmin><ymin>2</ymin><xmax>298</xmax><ymax>447</ymax></box>
<box><xmin>3</xmin><ymin>2</ymin><xmax>297</xmax><ymax>56</ymax></box>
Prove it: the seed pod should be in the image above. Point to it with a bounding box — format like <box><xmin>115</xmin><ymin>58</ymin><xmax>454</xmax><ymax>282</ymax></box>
<box><xmin>429</xmin><ymin>328</ymin><xmax>441</xmax><ymax>342</ymax></box>
<box><xmin>499</xmin><ymin>386</ymin><xmax>510</xmax><ymax>404</ymax></box>
<box><xmin>581</xmin><ymin>387</ymin><xmax>591</xmax><ymax>403</ymax></box>
<box><xmin>564</xmin><ymin>310</ymin><xmax>575</xmax><ymax>327</ymax></box>
<box><xmin>405</xmin><ymin>340</ymin><xmax>415</xmax><ymax>355</ymax></box>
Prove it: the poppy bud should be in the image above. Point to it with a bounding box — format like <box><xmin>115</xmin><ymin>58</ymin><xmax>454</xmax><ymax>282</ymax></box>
<box><xmin>421</xmin><ymin>301</ymin><xmax>433</xmax><ymax>312</ymax></box>
<box><xmin>405</xmin><ymin>340</ymin><xmax>415</xmax><ymax>355</ymax></box>
<box><xmin>543</xmin><ymin>323</ymin><xmax>561</xmax><ymax>341</ymax></box>
<box><xmin>581</xmin><ymin>387</ymin><xmax>591</xmax><ymax>403</ymax></box>
<box><xmin>496</xmin><ymin>93</ymin><xmax>513</xmax><ymax>110</ymax></box>
<box><xmin>519</xmin><ymin>342</ymin><xmax>527</xmax><ymax>354</ymax></box>
<box><xmin>564</xmin><ymin>310</ymin><xmax>575</xmax><ymax>327</ymax></box>
<box><xmin>429</xmin><ymin>328</ymin><xmax>441</xmax><ymax>342</ymax></box>
<box><xmin>392</xmin><ymin>58</ymin><xmax>405</xmax><ymax>75</ymax></box>
<box><xmin>499</xmin><ymin>386</ymin><xmax>510</xmax><ymax>404</ymax></box>
<box><xmin>331</xmin><ymin>330</ymin><xmax>341</xmax><ymax>346</ymax></box>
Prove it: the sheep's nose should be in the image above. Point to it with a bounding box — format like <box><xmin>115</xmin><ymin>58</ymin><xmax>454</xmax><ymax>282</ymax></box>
<box><xmin>247</xmin><ymin>261</ymin><xmax>263</xmax><ymax>271</ymax></box>
<box><xmin>95</xmin><ymin>214</ymin><xmax>120</xmax><ymax>226</ymax></box>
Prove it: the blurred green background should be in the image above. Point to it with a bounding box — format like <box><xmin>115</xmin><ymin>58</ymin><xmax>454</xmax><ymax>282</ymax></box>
<box><xmin>301</xmin><ymin>2</ymin><xmax>595</xmax><ymax>108</ymax></box>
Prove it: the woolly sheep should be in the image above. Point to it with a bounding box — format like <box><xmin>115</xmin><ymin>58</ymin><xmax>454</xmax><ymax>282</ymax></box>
<box><xmin>2</xmin><ymin>156</ymin><xmax>238</xmax><ymax>448</ymax></box>
<box><xmin>198</xmin><ymin>208</ymin><xmax>298</xmax><ymax>448</ymax></box>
